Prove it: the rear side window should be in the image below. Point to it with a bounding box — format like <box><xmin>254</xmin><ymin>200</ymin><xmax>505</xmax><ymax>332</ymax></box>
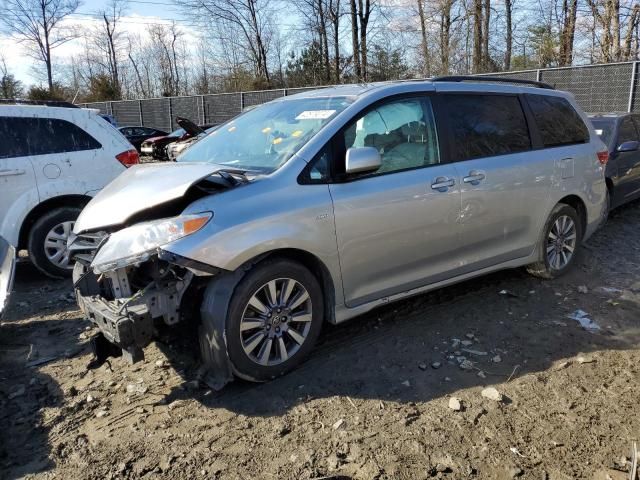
<box><xmin>0</xmin><ymin>116</ymin><xmax>101</xmax><ymax>159</ymax></box>
<box><xmin>445</xmin><ymin>94</ymin><xmax>531</xmax><ymax>161</ymax></box>
<box><xmin>526</xmin><ymin>94</ymin><xmax>589</xmax><ymax>147</ymax></box>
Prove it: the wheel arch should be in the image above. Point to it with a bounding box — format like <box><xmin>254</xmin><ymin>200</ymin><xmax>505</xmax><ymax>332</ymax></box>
<box><xmin>556</xmin><ymin>194</ymin><xmax>587</xmax><ymax>235</ymax></box>
<box><xmin>18</xmin><ymin>195</ymin><xmax>91</xmax><ymax>250</ymax></box>
<box><xmin>245</xmin><ymin>248</ymin><xmax>337</xmax><ymax>325</ymax></box>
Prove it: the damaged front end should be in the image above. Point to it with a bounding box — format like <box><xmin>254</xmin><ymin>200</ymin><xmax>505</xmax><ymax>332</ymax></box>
<box><xmin>69</xmin><ymin>163</ymin><xmax>256</xmax><ymax>386</ymax></box>
<box><xmin>74</xmin><ymin>252</ymin><xmax>198</xmax><ymax>363</ymax></box>
<box><xmin>71</xmin><ymin>211</ymin><xmax>218</xmax><ymax>362</ymax></box>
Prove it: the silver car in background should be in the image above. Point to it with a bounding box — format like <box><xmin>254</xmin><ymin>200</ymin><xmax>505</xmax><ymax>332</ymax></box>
<box><xmin>70</xmin><ymin>77</ymin><xmax>608</xmax><ymax>387</ymax></box>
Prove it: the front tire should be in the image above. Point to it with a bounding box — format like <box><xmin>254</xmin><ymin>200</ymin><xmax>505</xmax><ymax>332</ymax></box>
<box><xmin>28</xmin><ymin>207</ymin><xmax>81</xmax><ymax>278</ymax></box>
<box><xmin>224</xmin><ymin>259</ymin><xmax>324</xmax><ymax>382</ymax></box>
<box><xmin>527</xmin><ymin>203</ymin><xmax>582</xmax><ymax>279</ymax></box>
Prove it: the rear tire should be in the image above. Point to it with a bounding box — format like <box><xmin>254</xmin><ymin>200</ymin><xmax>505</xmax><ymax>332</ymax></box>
<box><xmin>28</xmin><ymin>207</ymin><xmax>82</xmax><ymax>279</ymax></box>
<box><xmin>527</xmin><ymin>203</ymin><xmax>582</xmax><ymax>279</ymax></box>
<box><xmin>224</xmin><ymin>259</ymin><xmax>324</xmax><ymax>382</ymax></box>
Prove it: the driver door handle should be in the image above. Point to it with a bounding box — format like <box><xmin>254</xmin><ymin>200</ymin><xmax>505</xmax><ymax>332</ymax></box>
<box><xmin>431</xmin><ymin>176</ymin><xmax>455</xmax><ymax>191</ymax></box>
<box><xmin>463</xmin><ymin>171</ymin><xmax>486</xmax><ymax>185</ymax></box>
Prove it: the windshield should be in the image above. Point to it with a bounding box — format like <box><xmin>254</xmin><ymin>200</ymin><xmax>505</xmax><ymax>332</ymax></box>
<box><xmin>177</xmin><ymin>96</ymin><xmax>352</xmax><ymax>172</ymax></box>
<box><xmin>590</xmin><ymin>119</ymin><xmax>615</xmax><ymax>147</ymax></box>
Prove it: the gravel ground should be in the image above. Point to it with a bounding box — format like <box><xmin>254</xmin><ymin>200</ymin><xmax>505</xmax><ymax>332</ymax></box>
<box><xmin>1</xmin><ymin>201</ymin><xmax>640</xmax><ymax>480</ymax></box>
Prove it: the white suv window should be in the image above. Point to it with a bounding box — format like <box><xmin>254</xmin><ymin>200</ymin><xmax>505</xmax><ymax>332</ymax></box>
<box><xmin>0</xmin><ymin>116</ymin><xmax>101</xmax><ymax>159</ymax></box>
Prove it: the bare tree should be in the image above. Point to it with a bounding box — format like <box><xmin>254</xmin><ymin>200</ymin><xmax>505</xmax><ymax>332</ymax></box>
<box><xmin>0</xmin><ymin>0</ymin><xmax>80</xmax><ymax>93</ymax></box>
<box><xmin>505</xmin><ymin>0</ymin><xmax>513</xmax><ymax>69</ymax></box>
<box><xmin>178</xmin><ymin>0</ymin><xmax>274</xmax><ymax>84</ymax></box>
<box><xmin>99</xmin><ymin>0</ymin><xmax>128</xmax><ymax>97</ymax></box>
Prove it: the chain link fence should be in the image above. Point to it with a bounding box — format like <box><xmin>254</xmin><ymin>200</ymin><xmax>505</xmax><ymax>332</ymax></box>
<box><xmin>81</xmin><ymin>61</ymin><xmax>640</xmax><ymax>130</ymax></box>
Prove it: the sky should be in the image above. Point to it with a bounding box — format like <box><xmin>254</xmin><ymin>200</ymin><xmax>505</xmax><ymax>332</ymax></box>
<box><xmin>0</xmin><ymin>0</ymin><xmax>186</xmax><ymax>85</ymax></box>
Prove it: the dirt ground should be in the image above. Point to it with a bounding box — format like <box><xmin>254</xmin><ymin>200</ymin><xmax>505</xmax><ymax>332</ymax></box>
<box><xmin>2</xmin><ymin>203</ymin><xmax>640</xmax><ymax>480</ymax></box>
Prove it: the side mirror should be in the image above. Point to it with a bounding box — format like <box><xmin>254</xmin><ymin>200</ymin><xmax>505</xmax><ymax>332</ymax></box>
<box><xmin>345</xmin><ymin>147</ymin><xmax>382</xmax><ymax>174</ymax></box>
<box><xmin>617</xmin><ymin>140</ymin><xmax>639</xmax><ymax>152</ymax></box>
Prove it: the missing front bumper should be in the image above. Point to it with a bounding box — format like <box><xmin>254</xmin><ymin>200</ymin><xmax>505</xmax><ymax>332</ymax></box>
<box><xmin>77</xmin><ymin>294</ymin><xmax>153</xmax><ymax>362</ymax></box>
<box><xmin>74</xmin><ymin>258</ymin><xmax>195</xmax><ymax>363</ymax></box>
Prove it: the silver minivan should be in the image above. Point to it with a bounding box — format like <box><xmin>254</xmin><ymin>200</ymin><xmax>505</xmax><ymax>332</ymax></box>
<box><xmin>70</xmin><ymin>77</ymin><xmax>608</xmax><ymax>387</ymax></box>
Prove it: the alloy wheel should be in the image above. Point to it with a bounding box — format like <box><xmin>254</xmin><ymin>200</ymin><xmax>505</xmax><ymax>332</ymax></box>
<box><xmin>239</xmin><ymin>278</ymin><xmax>313</xmax><ymax>366</ymax></box>
<box><xmin>44</xmin><ymin>221</ymin><xmax>74</xmax><ymax>269</ymax></box>
<box><xmin>546</xmin><ymin>215</ymin><xmax>577</xmax><ymax>270</ymax></box>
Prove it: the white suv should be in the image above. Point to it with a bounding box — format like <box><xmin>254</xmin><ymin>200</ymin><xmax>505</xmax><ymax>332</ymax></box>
<box><xmin>0</xmin><ymin>101</ymin><xmax>137</xmax><ymax>280</ymax></box>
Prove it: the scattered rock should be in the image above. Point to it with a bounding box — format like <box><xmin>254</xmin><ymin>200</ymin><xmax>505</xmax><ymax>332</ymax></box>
<box><xmin>462</xmin><ymin>348</ymin><xmax>488</xmax><ymax>356</ymax></box>
<box><xmin>451</xmin><ymin>338</ymin><xmax>461</xmax><ymax>348</ymax></box>
<box><xmin>126</xmin><ymin>383</ymin><xmax>148</xmax><ymax>394</ymax></box>
<box><xmin>401</xmin><ymin>380</ymin><xmax>411</xmax><ymax>387</ymax></box>
<box><xmin>168</xmin><ymin>400</ymin><xmax>184</xmax><ymax>411</ymax></box>
<box><xmin>86</xmin><ymin>394</ymin><xmax>95</xmax><ymax>403</ymax></box>
<box><xmin>136</xmin><ymin>407</ymin><xmax>146</xmax><ymax>414</ymax></box>
<box><xmin>492</xmin><ymin>355</ymin><xmax>502</xmax><ymax>363</ymax></box>
<box><xmin>465</xmin><ymin>333</ymin><xmax>475</xmax><ymax>340</ymax></box>
<box><xmin>332</xmin><ymin>418</ymin><xmax>345</xmax><ymax>430</ymax></box>
<box><xmin>444</xmin><ymin>377</ymin><xmax>452</xmax><ymax>382</ymax></box>
<box><xmin>418</xmin><ymin>362</ymin><xmax>427</xmax><ymax>371</ymax></box>
<box><xmin>459</xmin><ymin>360</ymin><xmax>474</xmax><ymax>370</ymax></box>
<box><xmin>477</xmin><ymin>371</ymin><xmax>487</xmax><ymax>379</ymax></box>
<box><xmin>481</xmin><ymin>387</ymin><xmax>503</xmax><ymax>402</ymax></box>
<box><xmin>577</xmin><ymin>355</ymin><xmax>596</xmax><ymax>364</ymax></box>
<box><xmin>577</xmin><ymin>285</ymin><xmax>588</xmax><ymax>294</ymax></box>
<box><xmin>431</xmin><ymin>362</ymin><xmax>442</xmax><ymax>369</ymax></box>
<box><xmin>155</xmin><ymin>359</ymin><xmax>168</xmax><ymax>368</ymax></box>
<box><xmin>460</xmin><ymin>340</ymin><xmax>474</xmax><ymax>347</ymax></box>
<box><xmin>448</xmin><ymin>397</ymin><xmax>462</xmax><ymax>411</ymax></box>
<box><xmin>95</xmin><ymin>409</ymin><xmax>109</xmax><ymax>418</ymax></box>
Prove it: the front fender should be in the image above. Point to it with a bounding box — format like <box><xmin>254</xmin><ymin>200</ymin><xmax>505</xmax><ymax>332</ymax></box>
<box><xmin>164</xmin><ymin>179</ymin><xmax>342</xmax><ymax>297</ymax></box>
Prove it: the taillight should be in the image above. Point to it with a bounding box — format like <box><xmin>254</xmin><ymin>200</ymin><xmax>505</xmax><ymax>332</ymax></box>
<box><xmin>597</xmin><ymin>150</ymin><xmax>609</xmax><ymax>165</ymax></box>
<box><xmin>116</xmin><ymin>149</ymin><xmax>139</xmax><ymax>167</ymax></box>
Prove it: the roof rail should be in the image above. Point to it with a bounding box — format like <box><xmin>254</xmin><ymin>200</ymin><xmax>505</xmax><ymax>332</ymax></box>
<box><xmin>431</xmin><ymin>75</ymin><xmax>554</xmax><ymax>90</ymax></box>
<box><xmin>0</xmin><ymin>99</ymin><xmax>79</xmax><ymax>108</ymax></box>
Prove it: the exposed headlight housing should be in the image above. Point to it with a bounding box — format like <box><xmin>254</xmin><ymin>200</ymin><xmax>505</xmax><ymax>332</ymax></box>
<box><xmin>91</xmin><ymin>212</ymin><xmax>212</xmax><ymax>274</ymax></box>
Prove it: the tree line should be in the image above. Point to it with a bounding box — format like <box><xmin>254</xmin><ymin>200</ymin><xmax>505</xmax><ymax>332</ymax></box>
<box><xmin>1</xmin><ymin>0</ymin><xmax>639</xmax><ymax>103</ymax></box>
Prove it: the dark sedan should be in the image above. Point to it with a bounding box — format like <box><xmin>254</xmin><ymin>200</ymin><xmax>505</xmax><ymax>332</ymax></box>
<box><xmin>139</xmin><ymin>117</ymin><xmax>212</xmax><ymax>161</ymax></box>
<box><xmin>590</xmin><ymin>113</ymin><xmax>640</xmax><ymax>215</ymax></box>
<box><xmin>119</xmin><ymin>126</ymin><xmax>168</xmax><ymax>152</ymax></box>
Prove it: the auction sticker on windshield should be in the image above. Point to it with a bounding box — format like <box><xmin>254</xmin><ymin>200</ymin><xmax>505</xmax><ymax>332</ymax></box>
<box><xmin>296</xmin><ymin>110</ymin><xmax>336</xmax><ymax>120</ymax></box>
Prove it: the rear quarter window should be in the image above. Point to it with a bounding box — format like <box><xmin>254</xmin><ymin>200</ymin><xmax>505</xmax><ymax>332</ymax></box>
<box><xmin>526</xmin><ymin>94</ymin><xmax>589</xmax><ymax>148</ymax></box>
<box><xmin>444</xmin><ymin>94</ymin><xmax>531</xmax><ymax>161</ymax></box>
<box><xmin>0</xmin><ymin>116</ymin><xmax>101</xmax><ymax>158</ymax></box>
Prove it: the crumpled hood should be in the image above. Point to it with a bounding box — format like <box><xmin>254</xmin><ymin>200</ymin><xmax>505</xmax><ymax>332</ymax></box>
<box><xmin>74</xmin><ymin>162</ymin><xmax>223</xmax><ymax>233</ymax></box>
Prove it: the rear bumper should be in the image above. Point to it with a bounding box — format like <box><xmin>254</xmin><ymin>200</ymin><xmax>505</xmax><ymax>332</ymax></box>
<box><xmin>0</xmin><ymin>236</ymin><xmax>16</xmax><ymax>319</ymax></box>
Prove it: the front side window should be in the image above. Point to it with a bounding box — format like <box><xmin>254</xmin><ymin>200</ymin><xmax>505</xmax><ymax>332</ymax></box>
<box><xmin>0</xmin><ymin>116</ymin><xmax>101</xmax><ymax>158</ymax></box>
<box><xmin>178</xmin><ymin>96</ymin><xmax>352</xmax><ymax>173</ymax></box>
<box><xmin>340</xmin><ymin>97</ymin><xmax>439</xmax><ymax>175</ymax></box>
<box><xmin>526</xmin><ymin>94</ymin><xmax>589</xmax><ymax>148</ymax></box>
<box><xmin>445</xmin><ymin>94</ymin><xmax>531</xmax><ymax>161</ymax></box>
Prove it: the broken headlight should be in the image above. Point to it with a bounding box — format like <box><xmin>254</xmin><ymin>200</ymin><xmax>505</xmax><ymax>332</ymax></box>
<box><xmin>91</xmin><ymin>212</ymin><xmax>212</xmax><ymax>274</ymax></box>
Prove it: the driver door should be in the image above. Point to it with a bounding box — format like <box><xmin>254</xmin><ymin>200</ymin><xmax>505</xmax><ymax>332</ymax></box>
<box><xmin>328</xmin><ymin>96</ymin><xmax>462</xmax><ymax>307</ymax></box>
